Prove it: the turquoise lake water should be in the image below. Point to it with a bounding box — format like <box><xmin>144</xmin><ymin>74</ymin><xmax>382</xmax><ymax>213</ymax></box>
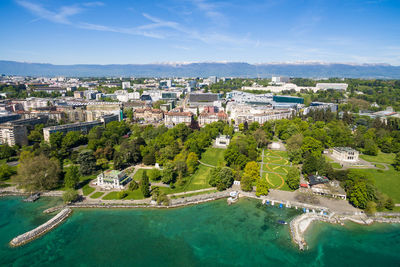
<box><xmin>1</xmin><ymin>196</ymin><xmax>399</xmax><ymax>267</ymax></box>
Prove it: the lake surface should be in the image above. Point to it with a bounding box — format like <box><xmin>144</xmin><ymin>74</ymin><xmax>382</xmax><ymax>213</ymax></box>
<box><xmin>1</xmin><ymin>196</ymin><xmax>399</xmax><ymax>266</ymax></box>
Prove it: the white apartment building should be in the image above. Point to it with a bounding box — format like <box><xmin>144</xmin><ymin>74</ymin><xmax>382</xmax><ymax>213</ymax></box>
<box><xmin>0</xmin><ymin>124</ymin><xmax>28</xmax><ymax>146</ymax></box>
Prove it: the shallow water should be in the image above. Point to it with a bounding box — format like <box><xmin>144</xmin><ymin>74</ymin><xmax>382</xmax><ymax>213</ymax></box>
<box><xmin>1</xmin><ymin>196</ymin><xmax>399</xmax><ymax>266</ymax></box>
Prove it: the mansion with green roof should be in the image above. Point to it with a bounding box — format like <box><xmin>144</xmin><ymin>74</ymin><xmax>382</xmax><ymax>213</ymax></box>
<box><xmin>96</xmin><ymin>170</ymin><xmax>131</xmax><ymax>190</ymax></box>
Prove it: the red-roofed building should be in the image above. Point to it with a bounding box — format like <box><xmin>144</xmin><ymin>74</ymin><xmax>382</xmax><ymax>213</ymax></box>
<box><xmin>198</xmin><ymin>106</ymin><xmax>228</xmax><ymax>126</ymax></box>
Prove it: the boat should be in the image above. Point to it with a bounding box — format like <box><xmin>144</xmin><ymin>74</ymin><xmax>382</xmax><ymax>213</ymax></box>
<box><xmin>277</xmin><ymin>220</ymin><xmax>287</xmax><ymax>225</ymax></box>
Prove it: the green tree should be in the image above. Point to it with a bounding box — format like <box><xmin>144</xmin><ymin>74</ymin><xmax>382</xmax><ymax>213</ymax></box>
<box><xmin>243</xmin><ymin>161</ymin><xmax>260</xmax><ymax>181</ymax></box>
<box><xmin>365</xmin><ymin>201</ymin><xmax>377</xmax><ymax>215</ymax></box>
<box><xmin>363</xmin><ymin>139</ymin><xmax>378</xmax><ymax>156</ymax></box>
<box><xmin>14</xmin><ymin>155</ymin><xmax>61</xmax><ymax>191</ymax></box>
<box><xmin>393</xmin><ymin>152</ymin><xmax>400</xmax><ymax>171</ymax></box>
<box><xmin>161</xmin><ymin>162</ymin><xmax>175</xmax><ymax>184</ymax></box>
<box><xmin>241</xmin><ymin>174</ymin><xmax>253</xmax><ymax>192</ymax></box>
<box><xmin>129</xmin><ymin>180</ymin><xmax>139</xmax><ymax>191</ymax></box>
<box><xmin>64</xmin><ymin>165</ymin><xmax>80</xmax><ymax>189</ymax></box>
<box><xmin>385</xmin><ymin>197</ymin><xmax>394</xmax><ymax>210</ymax></box>
<box><xmin>62</xmin><ymin>189</ymin><xmax>79</xmax><ymax>203</ymax></box>
<box><xmin>209</xmin><ymin>167</ymin><xmax>234</xmax><ymax>191</ymax></box>
<box><xmin>117</xmin><ymin>190</ymin><xmax>128</xmax><ymax>199</ymax></box>
<box><xmin>255</xmin><ymin>178</ymin><xmax>269</xmax><ymax>196</ymax></box>
<box><xmin>0</xmin><ymin>145</ymin><xmax>16</xmax><ymax>159</ymax></box>
<box><xmin>140</xmin><ymin>171</ymin><xmax>150</xmax><ymax>197</ymax></box>
<box><xmin>0</xmin><ymin>163</ymin><xmax>16</xmax><ymax>181</ymax></box>
<box><xmin>148</xmin><ymin>169</ymin><xmax>161</xmax><ymax>181</ymax></box>
<box><xmin>77</xmin><ymin>150</ymin><xmax>96</xmax><ymax>175</ymax></box>
<box><xmin>186</xmin><ymin>152</ymin><xmax>199</xmax><ymax>174</ymax></box>
<box><xmin>286</xmin><ymin>167</ymin><xmax>300</xmax><ymax>190</ymax></box>
<box><xmin>301</xmin><ymin>136</ymin><xmax>323</xmax><ymax>158</ymax></box>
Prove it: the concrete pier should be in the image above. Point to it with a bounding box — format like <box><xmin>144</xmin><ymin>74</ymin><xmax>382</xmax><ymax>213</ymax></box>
<box><xmin>10</xmin><ymin>208</ymin><xmax>72</xmax><ymax>247</ymax></box>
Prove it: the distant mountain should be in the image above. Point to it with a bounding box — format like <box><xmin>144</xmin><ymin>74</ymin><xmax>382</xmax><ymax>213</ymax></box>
<box><xmin>1</xmin><ymin>60</ymin><xmax>400</xmax><ymax>78</ymax></box>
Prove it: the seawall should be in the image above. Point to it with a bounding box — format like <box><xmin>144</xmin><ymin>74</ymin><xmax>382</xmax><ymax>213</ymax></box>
<box><xmin>9</xmin><ymin>208</ymin><xmax>72</xmax><ymax>247</ymax></box>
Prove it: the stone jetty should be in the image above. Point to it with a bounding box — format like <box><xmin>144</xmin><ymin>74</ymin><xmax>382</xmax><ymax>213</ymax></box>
<box><xmin>10</xmin><ymin>208</ymin><xmax>72</xmax><ymax>247</ymax></box>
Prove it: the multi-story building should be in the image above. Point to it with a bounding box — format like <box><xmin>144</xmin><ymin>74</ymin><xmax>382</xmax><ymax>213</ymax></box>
<box><xmin>43</xmin><ymin>121</ymin><xmax>102</xmax><ymax>142</ymax></box>
<box><xmin>0</xmin><ymin>124</ymin><xmax>28</xmax><ymax>146</ymax></box>
<box><xmin>316</xmin><ymin>83</ymin><xmax>348</xmax><ymax>91</ymax></box>
<box><xmin>226</xmin><ymin>102</ymin><xmax>293</xmax><ymax>124</ymax></box>
<box><xmin>96</xmin><ymin>170</ymin><xmax>131</xmax><ymax>190</ymax></box>
<box><xmin>134</xmin><ymin>108</ymin><xmax>164</xmax><ymax>123</ymax></box>
<box><xmin>122</xmin><ymin>81</ymin><xmax>131</xmax><ymax>89</ymax></box>
<box><xmin>86</xmin><ymin>104</ymin><xmax>122</xmax><ymax>121</ymax></box>
<box><xmin>332</xmin><ymin>147</ymin><xmax>359</xmax><ymax>162</ymax></box>
<box><xmin>198</xmin><ymin>106</ymin><xmax>228</xmax><ymax>126</ymax></box>
<box><xmin>164</xmin><ymin>108</ymin><xmax>193</xmax><ymax>126</ymax></box>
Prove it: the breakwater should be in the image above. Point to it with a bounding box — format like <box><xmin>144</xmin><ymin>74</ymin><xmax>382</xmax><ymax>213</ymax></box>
<box><xmin>9</xmin><ymin>208</ymin><xmax>72</xmax><ymax>247</ymax></box>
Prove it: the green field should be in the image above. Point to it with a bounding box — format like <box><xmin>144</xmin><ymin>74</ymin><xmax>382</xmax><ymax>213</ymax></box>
<box><xmin>132</xmin><ymin>169</ymin><xmax>149</xmax><ymax>181</ymax></box>
<box><xmin>351</xmin><ymin>166</ymin><xmax>400</xmax><ymax>203</ymax></box>
<box><xmin>262</xmin><ymin>164</ymin><xmax>290</xmax><ymax>174</ymax></box>
<box><xmin>360</xmin><ymin>151</ymin><xmax>395</xmax><ymax>164</ymax></box>
<box><xmin>102</xmin><ymin>191</ymin><xmax>119</xmax><ymax>200</ymax></box>
<box><xmin>264</xmin><ymin>172</ymin><xmax>291</xmax><ymax>191</ymax></box>
<box><xmin>90</xmin><ymin>192</ymin><xmax>104</xmax><ymax>199</ymax></box>
<box><xmin>264</xmin><ymin>150</ymin><xmax>288</xmax><ymax>158</ymax></box>
<box><xmin>125</xmin><ymin>189</ymin><xmax>145</xmax><ymax>200</ymax></box>
<box><xmin>200</xmin><ymin>147</ymin><xmax>226</xmax><ymax>166</ymax></box>
<box><xmin>331</xmin><ymin>163</ymin><xmax>342</xmax><ymax>169</ymax></box>
<box><xmin>82</xmin><ymin>184</ymin><xmax>95</xmax><ymax>196</ymax></box>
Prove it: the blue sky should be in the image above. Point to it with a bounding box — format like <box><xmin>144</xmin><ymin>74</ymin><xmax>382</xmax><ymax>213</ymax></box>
<box><xmin>1</xmin><ymin>0</ymin><xmax>400</xmax><ymax>65</ymax></box>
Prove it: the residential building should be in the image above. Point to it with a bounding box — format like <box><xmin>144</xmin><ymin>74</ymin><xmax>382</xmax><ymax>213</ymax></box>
<box><xmin>43</xmin><ymin>120</ymin><xmax>103</xmax><ymax>142</ymax></box>
<box><xmin>164</xmin><ymin>108</ymin><xmax>193</xmax><ymax>126</ymax></box>
<box><xmin>0</xmin><ymin>124</ymin><xmax>28</xmax><ymax>146</ymax></box>
<box><xmin>122</xmin><ymin>81</ymin><xmax>131</xmax><ymax>89</ymax></box>
<box><xmin>271</xmin><ymin>76</ymin><xmax>290</xmax><ymax>83</ymax></box>
<box><xmin>31</xmin><ymin>87</ymin><xmax>67</xmax><ymax>94</ymax></box>
<box><xmin>96</xmin><ymin>170</ymin><xmax>131</xmax><ymax>190</ymax></box>
<box><xmin>0</xmin><ymin>112</ymin><xmax>21</xmax><ymax>124</ymax></box>
<box><xmin>198</xmin><ymin>106</ymin><xmax>228</xmax><ymax>126</ymax></box>
<box><xmin>134</xmin><ymin>108</ymin><xmax>164</xmax><ymax>123</ymax></box>
<box><xmin>332</xmin><ymin>147</ymin><xmax>359</xmax><ymax>162</ymax></box>
<box><xmin>74</xmin><ymin>91</ymin><xmax>84</xmax><ymax>99</ymax></box>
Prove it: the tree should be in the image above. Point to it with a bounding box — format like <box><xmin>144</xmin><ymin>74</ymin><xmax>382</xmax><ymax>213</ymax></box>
<box><xmin>385</xmin><ymin>197</ymin><xmax>394</xmax><ymax>210</ymax></box>
<box><xmin>0</xmin><ymin>145</ymin><xmax>16</xmax><ymax>159</ymax></box>
<box><xmin>301</xmin><ymin>136</ymin><xmax>323</xmax><ymax>158</ymax></box>
<box><xmin>77</xmin><ymin>150</ymin><xmax>96</xmax><ymax>175</ymax></box>
<box><xmin>129</xmin><ymin>180</ymin><xmax>139</xmax><ymax>191</ymax></box>
<box><xmin>253</xmin><ymin>129</ymin><xmax>269</xmax><ymax>148</ymax></box>
<box><xmin>117</xmin><ymin>190</ymin><xmax>128</xmax><ymax>199</ymax></box>
<box><xmin>0</xmin><ymin>163</ymin><xmax>16</xmax><ymax>181</ymax></box>
<box><xmin>64</xmin><ymin>165</ymin><xmax>80</xmax><ymax>189</ymax></box>
<box><xmin>143</xmin><ymin>153</ymin><xmax>156</xmax><ymax>165</ymax></box>
<box><xmin>209</xmin><ymin>167</ymin><xmax>234</xmax><ymax>191</ymax></box>
<box><xmin>14</xmin><ymin>155</ymin><xmax>61</xmax><ymax>191</ymax></box>
<box><xmin>365</xmin><ymin>201</ymin><xmax>377</xmax><ymax>215</ymax></box>
<box><xmin>393</xmin><ymin>152</ymin><xmax>400</xmax><ymax>171</ymax></box>
<box><xmin>286</xmin><ymin>167</ymin><xmax>300</xmax><ymax>190</ymax></box>
<box><xmin>161</xmin><ymin>162</ymin><xmax>175</xmax><ymax>184</ymax></box>
<box><xmin>241</xmin><ymin>174</ymin><xmax>253</xmax><ymax>192</ymax></box>
<box><xmin>186</xmin><ymin>152</ymin><xmax>199</xmax><ymax>174</ymax></box>
<box><xmin>255</xmin><ymin>178</ymin><xmax>269</xmax><ymax>196</ymax></box>
<box><xmin>140</xmin><ymin>171</ymin><xmax>150</xmax><ymax>197</ymax></box>
<box><xmin>244</xmin><ymin>161</ymin><xmax>260</xmax><ymax>181</ymax></box>
<box><xmin>62</xmin><ymin>189</ymin><xmax>79</xmax><ymax>203</ymax></box>
<box><xmin>363</xmin><ymin>139</ymin><xmax>378</xmax><ymax>156</ymax></box>
<box><xmin>148</xmin><ymin>169</ymin><xmax>161</xmax><ymax>181</ymax></box>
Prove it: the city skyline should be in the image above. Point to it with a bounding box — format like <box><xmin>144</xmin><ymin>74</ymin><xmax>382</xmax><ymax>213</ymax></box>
<box><xmin>1</xmin><ymin>0</ymin><xmax>400</xmax><ymax>65</ymax></box>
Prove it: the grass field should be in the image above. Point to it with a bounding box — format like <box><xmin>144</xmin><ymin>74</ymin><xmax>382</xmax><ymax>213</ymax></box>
<box><xmin>360</xmin><ymin>151</ymin><xmax>395</xmax><ymax>164</ymax></box>
<box><xmin>125</xmin><ymin>189</ymin><xmax>145</xmax><ymax>200</ymax></box>
<box><xmin>82</xmin><ymin>184</ymin><xmax>95</xmax><ymax>196</ymax></box>
<box><xmin>90</xmin><ymin>192</ymin><xmax>104</xmax><ymax>199</ymax></box>
<box><xmin>262</xmin><ymin>149</ymin><xmax>293</xmax><ymax>191</ymax></box>
<box><xmin>102</xmin><ymin>191</ymin><xmax>119</xmax><ymax>200</ymax></box>
<box><xmin>351</xmin><ymin>166</ymin><xmax>400</xmax><ymax>203</ymax></box>
<box><xmin>132</xmin><ymin>169</ymin><xmax>149</xmax><ymax>181</ymax></box>
<box><xmin>200</xmin><ymin>147</ymin><xmax>226</xmax><ymax>166</ymax></box>
<box><xmin>331</xmin><ymin>163</ymin><xmax>342</xmax><ymax>169</ymax></box>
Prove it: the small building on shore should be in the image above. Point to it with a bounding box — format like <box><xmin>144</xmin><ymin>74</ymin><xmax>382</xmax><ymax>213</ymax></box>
<box><xmin>96</xmin><ymin>170</ymin><xmax>131</xmax><ymax>190</ymax></box>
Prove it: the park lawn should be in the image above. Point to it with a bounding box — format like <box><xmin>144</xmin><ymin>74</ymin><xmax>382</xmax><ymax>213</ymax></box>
<box><xmin>184</xmin><ymin>164</ymin><xmax>213</xmax><ymax>191</ymax></box>
<box><xmin>170</xmin><ymin>189</ymin><xmax>218</xmax><ymax>199</ymax></box>
<box><xmin>360</xmin><ymin>151</ymin><xmax>395</xmax><ymax>164</ymax></box>
<box><xmin>90</xmin><ymin>192</ymin><xmax>104</xmax><ymax>199</ymax></box>
<box><xmin>102</xmin><ymin>191</ymin><xmax>119</xmax><ymax>200</ymax></box>
<box><xmin>263</xmin><ymin>157</ymin><xmax>289</xmax><ymax>165</ymax></box>
<box><xmin>331</xmin><ymin>163</ymin><xmax>342</xmax><ymax>169</ymax></box>
<box><xmin>350</xmin><ymin>166</ymin><xmax>400</xmax><ymax>203</ymax></box>
<box><xmin>375</xmin><ymin>163</ymin><xmax>386</xmax><ymax>170</ymax></box>
<box><xmin>263</xmin><ymin>164</ymin><xmax>290</xmax><ymax>174</ymax></box>
<box><xmin>82</xmin><ymin>184</ymin><xmax>95</xmax><ymax>196</ymax></box>
<box><xmin>125</xmin><ymin>189</ymin><xmax>145</xmax><ymax>200</ymax></box>
<box><xmin>264</xmin><ymin>172</ymin><xmax>291</xmax><ymax>191</ymax></box>
<box><xmin>132</xmin><ymin>169</ymin><xmax>148</xmax><ymax>181</ymax></box>
<box><xmin>264</xmin><ymin>150</ymin><xmax>288</xmax><ymax>158</ymax></box>
<box><xmin>200</xmin><ymin>147</ymin><xmax>226</xmax><ymax>166</ymax></box>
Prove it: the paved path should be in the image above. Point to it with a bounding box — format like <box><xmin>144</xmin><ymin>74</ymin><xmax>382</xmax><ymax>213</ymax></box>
<box><xmin>168</xmin><ymin>187</ymin><xmax>216</xmax><ymax>197</ymax></box>
<box><xmin>198</xmin><ymin>160</ymin><xmax>216</xmax><ymax>168</ymax></box>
